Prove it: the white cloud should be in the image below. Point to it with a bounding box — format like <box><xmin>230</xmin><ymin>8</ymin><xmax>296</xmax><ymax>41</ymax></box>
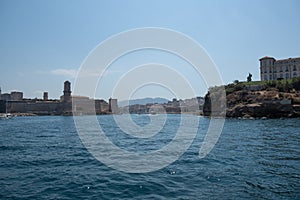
<box><xmin>50</xmin><ymin>68</ymin><xmax>121</xmax><ymax>78</ymax></box>
<box><xmin>50</xmin><ymin>69</ymin><xmax>78</xmax><ymax>78</ymax></box>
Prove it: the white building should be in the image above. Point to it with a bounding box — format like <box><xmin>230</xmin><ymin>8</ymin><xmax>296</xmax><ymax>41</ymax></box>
<box><xmin>260</xmin><ymin>56</ymin><xmax>300</xmax><ymax>81</ymax></box>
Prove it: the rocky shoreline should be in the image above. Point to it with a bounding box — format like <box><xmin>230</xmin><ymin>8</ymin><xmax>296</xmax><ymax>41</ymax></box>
<box><xmin>203</xmin><ymin>79</ymin><xmax>300</xmax><ymax>119</ymax></box>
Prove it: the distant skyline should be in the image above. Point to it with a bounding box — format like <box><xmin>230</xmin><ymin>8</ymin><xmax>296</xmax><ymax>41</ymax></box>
<box><xmin>1</xmin><ymin>0</ymin><xmax>300</xmax><ymax>100</ymax></box>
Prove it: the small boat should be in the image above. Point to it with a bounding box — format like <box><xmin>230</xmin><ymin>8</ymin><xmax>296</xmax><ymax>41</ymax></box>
<box><xmin>0</xmin><ymin>113</ymin><xmax>13</xmax><ymax>119</ymax></box>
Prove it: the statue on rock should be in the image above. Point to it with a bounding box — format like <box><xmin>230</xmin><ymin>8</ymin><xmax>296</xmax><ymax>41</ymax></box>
<box><xmin>247</xmin><ymin>73</ymin><xmax>252</xmax><ymax>82</ymax></box>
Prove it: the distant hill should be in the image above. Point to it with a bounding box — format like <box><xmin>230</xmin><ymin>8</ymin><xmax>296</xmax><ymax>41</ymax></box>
<box><xmin>118</xmin><ymin>97</ymin><xmax>170</xmax><ymax>107</ymax></box>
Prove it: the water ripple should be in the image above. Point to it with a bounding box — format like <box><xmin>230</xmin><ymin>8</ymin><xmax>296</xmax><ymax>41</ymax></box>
<box><xmin>0</xmin><ymin>116</ymin><xmax>299</xmax><ymax>199</ymax></box>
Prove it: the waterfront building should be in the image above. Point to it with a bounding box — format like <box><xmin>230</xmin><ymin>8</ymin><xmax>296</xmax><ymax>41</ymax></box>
<box><xmin>60</xmin><ymin>81</ymin><xmax>72</xmax><ymax>102</ymax></box>
<box><xmin>11</xmin><ymin>92</ymin><xmax>23</xmax><ymax>101</ymax></box>
<box><xmin>0</xmin><ymin>89</ymin><xmax>23</xmax><ymax>101</ymax></box>
<box><xmin>1</xmin><ymin>93</ymin><xmax>11</xmax><ymax>101</ymax></box>
<box><xmin>109</xmin><ymin>98</ymin><xmax>118</xmax><ymax>114</ymax></box>
<box><xmin>0</xmin><ymin>81</ymin><xmax>111</xmax><ymax>115</ymax></box>
<box><xmin>95</xmin><ymin>99</ymin><xmax>109</xmax><ymax>113</ymax></box>
<box><xmin>43</xmin><ymin>92</ymin><xmax>48</xmax><ymax>101</ymax></box>
<box><xmin>260</xmin><ymin>56</ymin><xmax>300</xmax><ymax>81</ymax></box>
<box><xmin>1</xmin><ymin>92</ymin><xmax>23</xmax><ymax>101</ymax></box>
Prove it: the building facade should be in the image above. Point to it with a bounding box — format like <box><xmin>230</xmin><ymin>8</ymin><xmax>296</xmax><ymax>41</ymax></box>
<box><xmin>43</xmin><ymin>92</ymin><xmax>48</xmax><ymax>101</ymax></box>
<box><xmin>0</xmin><ymin>81</ymin><xmax>112</xmax><ymax>115</ymax></box>
<box><xmin>60</xmin><ymin>81</ymin><xmax>72</xmax><ymax>102</ymax></box>
<box><xmin>108</xmin><ymin>98</ymin><xmax>118</xmax><ymax>114</ymax></box>
<box><xmin>0</xmin><ymin>91</ymin><xmax>23</xmax><ymax>101</ymax></box>
<box><xmin>260</xmin><ymin>56</ymin><xmax>300</xmax><ymax>81</ymax></box>
<box><xmin>10</xmin><ymin>92</ymin><xmax>23</xmax><ymax>101</ymax></box>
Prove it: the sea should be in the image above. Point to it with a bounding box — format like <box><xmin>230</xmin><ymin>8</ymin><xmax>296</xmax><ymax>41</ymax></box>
<box><xmin>0</xmin><ymin>115</ymin><xmax>299</xmax><ymax>199</ymax></box>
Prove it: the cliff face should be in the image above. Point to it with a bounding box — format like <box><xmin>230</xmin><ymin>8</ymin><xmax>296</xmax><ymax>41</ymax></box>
<box><xmin>203</xmin><ymin>80</ymin><xmax>300</xmax><ymax>118</ymax></box>
<box><xmin>225</xmin><ymin>90</ymin><xmax>300</xmax><ymax>118</ymax></box>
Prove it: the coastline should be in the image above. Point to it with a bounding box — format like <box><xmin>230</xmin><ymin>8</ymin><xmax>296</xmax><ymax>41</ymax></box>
<box><xmin>203</xmin><ymin>79</ymin><xmax>300</xmax><ymax>119</ymax></box>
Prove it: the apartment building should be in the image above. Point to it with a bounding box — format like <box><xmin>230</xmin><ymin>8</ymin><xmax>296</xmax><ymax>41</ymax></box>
<box><xmin>260</xmin><ymin>56</ymin><xmax>300</xmax><ymax>81</ymax></box>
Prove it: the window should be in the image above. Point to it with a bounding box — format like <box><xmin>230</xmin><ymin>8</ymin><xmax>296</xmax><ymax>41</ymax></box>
<box><xmin>269</xmin><ymin>74</ymin><xmax>272</xmax><ymax>80</ymax></box>
<box><xmin>264</xmin><ymin>75</ymin><xmax>268</xmax><ymax>80</ymax></box>
<box><xmin>280</xmin><ymin>66</ymin><xmax>283</xmax><ymax>72</ymax></box>
<box><xmin>274</xmin><ymin>74</ymin><xmax>277</xmax><ymax>79</ymax></box>
<box><xmin>293</xmin><ymin>65</ymin><xmax>297</xmax><ymax>71</ymax></box>
<box><xmin>286</xmin><ymin>73</ymin><xmax>289</xmax><ymax>79</ymax></box>
<box><xmin>264</xmin><ymin>67</ymin><xmax>267</xmax><ymax>73</ymax></box>
<box><xmin>280</xmin><ymin>73</ymin><xmax>283</xmax><ymax>78</ymax></box>
<box><xmin>286</xmin><ymin>66</ymin><xmax>289</xmax><ymax>72</ymax></box>
<box><xmin>293</xmin><ymin>72</ymin><xmax>297</xmax><ymax>77</ymax></box>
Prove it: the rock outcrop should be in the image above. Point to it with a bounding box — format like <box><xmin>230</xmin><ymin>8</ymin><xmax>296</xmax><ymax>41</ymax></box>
<box><xmin>203</xmin><ymin>82</ymin><xmax>300</xmax><ymax>118</ymax></box>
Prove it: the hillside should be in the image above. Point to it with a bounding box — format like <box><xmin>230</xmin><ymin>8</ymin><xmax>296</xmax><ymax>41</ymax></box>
<box><xmin>203</xmin><ymin>78</ymin><xmax>300</xmax><ymax>118</ymax></box>
<box><xmin>118</xmin><ymin>97</ymin><xmax>169</xmax><ymax>107</ymax></box>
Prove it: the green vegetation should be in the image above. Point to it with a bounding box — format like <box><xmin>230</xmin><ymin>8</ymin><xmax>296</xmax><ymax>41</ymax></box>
<box><xmin>225</xmin><ymin>77</ymin><xmax>300</xmax><ymax>95</ymax></box>
<box><xmin>233</xmin><ymin>80</ymin><xmax>239</xmax><ymax>84</ymax></box>
<box><xmin>265</xmin><ymin>78</ymin><xmax>300</xmax><ymax>92</ymax></box>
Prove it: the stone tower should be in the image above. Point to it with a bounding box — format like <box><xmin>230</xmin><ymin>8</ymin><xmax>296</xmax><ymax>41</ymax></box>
<box><xmin>259</xmin><ymin>56</ymin><xmax>276</xmax><ymax>81</ymax></box>
<box><xmin>61</xmin><ymin>81</ymin><xmax>72</xmax><ymax>102</ymax></box>
<box><xmin>43</xmin><ymin>92</ymin><xmax>48</xmax><ymax>101</ymax></box>
<box><xmin>64</xmin><ymin>81</ymin><xmax>71</xmax><ymax>96</ymax></box>
<box><xmin>109</xmin><ymin>98</ymin><xmax>118</xmax><ymax>114</ymax></box>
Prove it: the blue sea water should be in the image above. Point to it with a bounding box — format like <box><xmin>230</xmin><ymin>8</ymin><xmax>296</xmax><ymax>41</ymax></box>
<box><xmin>0</xmin><ymin>115</ymin><xmax>299</xmax><ymax>199</ymax></box>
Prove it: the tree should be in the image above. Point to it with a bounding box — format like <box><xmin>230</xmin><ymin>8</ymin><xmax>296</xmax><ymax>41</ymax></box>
<box><xmin>247</xmin><ymin>73</ymin><xmax>252</xmax><ymax>82</ymax></box>
<box><xmin>292</xmin><ymin>77</ymin><xmax>300</xmax><ymax>91</ymax></box>
<box><xmin>276</xmin><ymin>80</ymin><xmax>284</xmax><ymax>92</ymax></box>
<box><xmin>233</xmin><ymin>80</ymin><xmax>239</xmax><ymax>84</ymax></box>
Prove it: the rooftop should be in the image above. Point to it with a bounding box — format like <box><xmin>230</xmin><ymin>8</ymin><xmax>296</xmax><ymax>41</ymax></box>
<box><xmin>259</xmin><ymin>56</ymin><xmax>275</xmax><ymax>61</ymax></box>
<box><xmin>260</xmin><ymin>56</ymin><xmax>300</xmax><ymax>62</ymax></box>
<box><xmin>276</xmin><ymin>57</ymin><xmax>300</xmax><ymax>63</ymax></box>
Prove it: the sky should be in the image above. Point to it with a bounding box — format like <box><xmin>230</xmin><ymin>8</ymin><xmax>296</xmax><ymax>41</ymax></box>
<box><xmin>0</xmin><ymin>0</ymin><xmax>300</xmax><ymax>100</ymax></box>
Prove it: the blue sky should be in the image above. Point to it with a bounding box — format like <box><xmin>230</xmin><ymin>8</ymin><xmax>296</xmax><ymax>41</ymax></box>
<box><xmin>0</xmin><ymin>0</ymin><xmax>300</xmax><ymax>100</ymax></box>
